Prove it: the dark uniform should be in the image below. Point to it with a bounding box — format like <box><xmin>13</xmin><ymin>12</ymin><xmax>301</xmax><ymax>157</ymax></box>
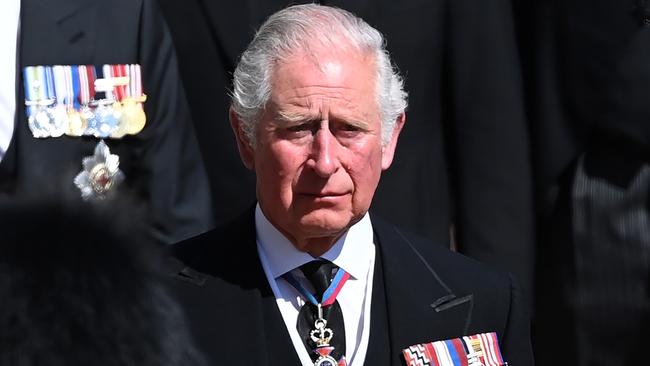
<box><xmin>1</xmin><ymin>0</ymin><xmax>214</xmax><ymax>244</ymax></box>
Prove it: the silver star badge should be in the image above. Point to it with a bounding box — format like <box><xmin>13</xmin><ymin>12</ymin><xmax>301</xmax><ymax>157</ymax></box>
<box><xmin>74</xmin><ymin>140</ymin><xmax>124</xmax><ymax>200</ymax></box>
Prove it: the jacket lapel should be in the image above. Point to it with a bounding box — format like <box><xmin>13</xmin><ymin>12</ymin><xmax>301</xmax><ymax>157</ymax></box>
<box><xmin>171</xmin><ymin>208</ymin><xmax>300</xmax><ymax>366</ymax></box>
<box><xmin>372</xmin><ymin>218</ymin><xmax>474</xmax><ymax>364</ymax></box>
<box><xmin>174</xmin><ymin>210</ymin><xmax>474</xmax><ymax>365</ymax></box>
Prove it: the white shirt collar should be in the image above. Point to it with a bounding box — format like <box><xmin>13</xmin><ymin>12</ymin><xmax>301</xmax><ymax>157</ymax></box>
<box><xmin>255</xmin><ymin>203</ymin><xmax>374</xmax><ymax>281</ymax></box>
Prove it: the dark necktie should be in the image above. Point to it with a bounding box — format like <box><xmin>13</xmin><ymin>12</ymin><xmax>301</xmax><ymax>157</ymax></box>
<box><xmin>296</xmin><ymin>260</ymin><xmax>346</xmax><ymax>362</ymax></box>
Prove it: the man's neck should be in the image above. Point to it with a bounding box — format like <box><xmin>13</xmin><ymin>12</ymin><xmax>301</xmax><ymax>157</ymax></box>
<box><xmin>280</xmin><ymin>229</ymin><xmax>344</xmax><ymax>257</ymax></box>
<box><xmin>295</xmin><ymin>237</ymin><xmax>339</xmax><ymax>257</ymax></box>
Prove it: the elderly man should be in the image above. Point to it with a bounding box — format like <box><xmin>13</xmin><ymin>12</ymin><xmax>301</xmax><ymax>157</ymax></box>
<box><xmin>171</xmin><ymin>4</ymin><xmax>533</xmax><ymax>366</ymax></box>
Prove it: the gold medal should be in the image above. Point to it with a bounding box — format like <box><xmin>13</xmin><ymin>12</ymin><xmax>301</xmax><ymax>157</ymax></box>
<box><xmin>66</xmin><ymin>109</ymin><xmax>86</xmax><ymax>136</ymax></box>
<box><xmin>122</xmin><ymin>96</ymin><xmax>147</xmax><ymax>135</ymax></box>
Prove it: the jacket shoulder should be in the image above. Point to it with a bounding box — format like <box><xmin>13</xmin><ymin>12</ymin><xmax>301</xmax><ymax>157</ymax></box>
<box><xmin>373</xmin><ymin>214</ymin><xmax>513</xmax><ymax>285</ymax></box>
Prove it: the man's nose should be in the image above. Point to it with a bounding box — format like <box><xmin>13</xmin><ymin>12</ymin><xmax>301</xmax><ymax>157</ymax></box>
<box><xmin>307</xmin><ymin>127</ymin><xmax>339</xmax><ymax>177</ymax></box>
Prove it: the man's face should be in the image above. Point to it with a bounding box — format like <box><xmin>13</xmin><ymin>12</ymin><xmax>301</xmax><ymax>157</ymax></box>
<box><xmin>232</xmin><ymin>47</ymin><xmax>404</xmax><ymax>250</ymax></box>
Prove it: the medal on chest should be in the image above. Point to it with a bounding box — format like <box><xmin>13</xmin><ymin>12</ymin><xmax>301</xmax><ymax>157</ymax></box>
<box><xmin>309</xmin><ymin>304</ymin><xmax>343</xmax><ymax>366</ymax></box>
<box><xmin>23</xmin><ymin>63</ymin><xmax>149</xmax><ymax>201</ymax></box>
<box><xmin>283</xmin><ymin>267</ymin><xmax>350</xmax><ymax>366</ymax></box>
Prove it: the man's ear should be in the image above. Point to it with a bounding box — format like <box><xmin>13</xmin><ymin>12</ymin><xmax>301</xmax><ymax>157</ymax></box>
<box><xmin>381</xmin><ymin>112</ymin><xmax>406</xmax><ymax>170</ymax></box>
<box><xmin>229</xmin><ymin>107</ymin><xmax>255</xmax><ymax>170</ymax></box>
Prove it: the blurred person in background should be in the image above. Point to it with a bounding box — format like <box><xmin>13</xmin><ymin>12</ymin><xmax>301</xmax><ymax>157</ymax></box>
<box><xmin>515</xmin><ymin>0</ymin><xmax>650</xmax><ymax>364</ymax></box>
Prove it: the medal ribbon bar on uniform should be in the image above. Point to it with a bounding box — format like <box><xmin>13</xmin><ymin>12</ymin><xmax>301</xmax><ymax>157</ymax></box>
<box><xmin>24</xmin><ymin>66</ymin><xmax>57</xmax><ymax>138</ymax></box>
<box><xmin>23</xmin><ymin>66</ymin><xmax>39</xmax><ymax>117</ymax></box>
<box><xmin>70</xmin><ymin>66</ymin><xmax>81</xmax><ymax>109</ymax></box>
<box><xmin>22</xmin><ymin>64</ymin><xmax>147</xmax><ymax>139</ymax></box>
<box><xmin>44</xmin><ymin>66</ymin><xmax>56</xmax><ymax>103</ymax></box>
<box><xmin>95</xmin><ymin>65</ymin><xmax>110</xmax><ymax>101</ymax></box>
<box><xmin>87</xmin><ymin>65</ymin><xmax>114</xmax><ymax>138</ymax></box>
<box><xmin>52</xmin><ymin>66</ymin><xmax>67</xmax><ymax>105</ymax></box>
<box><xmin>49</xmin><ymin>66</ymin><xmax>67</xmax><ymax>137</ymax></box>
<box><xmin>66</xmin><ymin>65</ymin><xmax>86</xmax><ymax>136</ymax></box>
<box><xmin>44</xmin><ymin>66</ymin><xmax>64</xmax><ymax>137</ymax></box>
<box><xmin>112</xmin><ymin>64</ymin><xmax>126</xmax><ymax>101</ymax></box>
<box><xmin>462</xmin><ymin>332</ymin><xmax>505</xmax><ymax>366</ymax></box>
<box><xmin>108</xmin><ymin>64</ymin><xmax>130</xmax><ymax>138</ymax></box>
<box><xmin>78</xmin><ymin>65</ymin><xmax>95</xmax><ymax>107</ymax></box>
<box><xmin>130</xmin><ymin>64</ymin><xmax>143</xmax><ymax>98</ymax></box>
<box><xmin>61</xmin><ymin>66</ymin><xmax>72</xmax><ymax>108</ymax></box>
<box><xmin>78</xmin><ymin>65</ymin><xmax>96</xmax><ymax>136</ymax></box>
<box><xmin>64</xmin><ymin>66</ymin><xmax>74</xmax><ymax>109</ymax></box>
<box><xmin>121</xmin><ymin>64</ymin><xmax>147</xmax><ymax>135</ymax></box>
<box><xmin>402</xmin><ymin>332</ymin><xmax>507</xmax><ymax>366</ymax></box>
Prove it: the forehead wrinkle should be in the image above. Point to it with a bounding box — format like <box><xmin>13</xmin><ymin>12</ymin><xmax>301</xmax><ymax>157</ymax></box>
<box><xmin>281</xmin><ymin>92</ymin><xmax>357</xmax><ymax>112</ymax></box>
<box><xmin>279</xmin><ymin>92</ymin><xmax>378</xmax><ymax>127</ymax></box>
<box><xmin>278</xmin><ymin>88</ymin><xmax>357</xmax><ymax>108</ymax></box>
<box><xmin>274</xmin><ymin>103</ymin><xmax>372</xmax><ymax>132</ymax></box>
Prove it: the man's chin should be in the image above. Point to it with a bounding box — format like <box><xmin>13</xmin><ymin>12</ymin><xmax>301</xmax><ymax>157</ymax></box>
<box><xmin>296</xmin><ymin>209</ymin><xmax>353</xmax><ymax>237</ymax></box>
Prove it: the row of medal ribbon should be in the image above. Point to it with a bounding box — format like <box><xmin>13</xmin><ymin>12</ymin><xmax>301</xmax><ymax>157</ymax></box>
<box><xmin>23</xmin><ymin>64</ymin><xmax>147</xmax><ymax>139</ymax></box>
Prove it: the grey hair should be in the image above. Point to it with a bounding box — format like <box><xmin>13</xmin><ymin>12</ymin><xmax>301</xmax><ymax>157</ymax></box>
<box><xmin>231</xmin><ymin>4</ymin><xmax>408</xmax><ymax>146</ymax></box>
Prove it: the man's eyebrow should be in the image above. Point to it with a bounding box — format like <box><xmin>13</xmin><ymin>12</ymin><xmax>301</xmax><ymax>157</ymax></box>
<box><xmin>275</xmin><ymin>110</ymin><xmax>320</xmax><ymax>125</ymax></box>
<box><xmin>275</xmin><ymin>110</ymin><xmax>372</xmax><ymax>131</ymax></box>
<box><xmin>334</xmin><ymin>117</ymin><xmax>371</xmax><ymax>131</ymax></box>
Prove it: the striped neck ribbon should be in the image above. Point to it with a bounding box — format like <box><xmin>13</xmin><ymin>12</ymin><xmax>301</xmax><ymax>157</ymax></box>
<box><xmin>282</xmin><ymin>265</ymin><xmax>350</xmax><ymax>307</ymax></box>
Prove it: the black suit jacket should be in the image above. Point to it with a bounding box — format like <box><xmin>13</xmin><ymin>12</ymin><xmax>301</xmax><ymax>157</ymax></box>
<box><xmin>2</xmin><ymin>0</ymin><xmax>214</xmax><ymax>243</ymax></box>
<box><xmin>158</xmin><ymin>0</ymin><xmax>536</xmax><ymax>298</ymax></box>
<box><xmin>170</xmin><ymin>209</ymin><xmax>533</xmax><ymax>365</ymax></box>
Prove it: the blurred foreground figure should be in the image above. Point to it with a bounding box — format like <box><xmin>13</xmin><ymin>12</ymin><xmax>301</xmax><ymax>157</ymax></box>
<box><xmin>0</xmin><ymin>198</ymin><xmax>206</xmax><ymax>366</ymax></box>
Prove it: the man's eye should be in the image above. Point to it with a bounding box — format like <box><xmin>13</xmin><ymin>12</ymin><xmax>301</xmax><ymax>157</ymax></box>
<box><xmin>334</xmin><ymin>123</ymin><xmax>365</xmax><ymax>137</ymax></box>
<box><xmin>339</xmin><ymin>124</ymin><xmax>360</xmax><ymax>132</ymax></box>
